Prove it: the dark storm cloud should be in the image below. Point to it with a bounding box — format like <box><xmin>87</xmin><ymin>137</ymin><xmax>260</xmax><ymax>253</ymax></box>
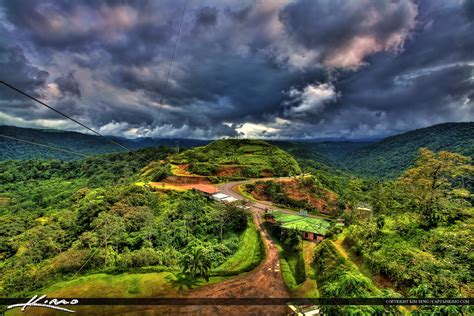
<box><xmin>0</xmin><ymin>45</ymin><xmax>49</xmax><ymax>124</ymax></box>
<box><xmin>0</xmin><ymin>0</ymin><xmax>472</xmax><ymax>138</ymax></box>
<box><xmin>464</xmin><ymin>0</ymin><xmax>474</xmax><ymax>20</ymax></box>
<box><xmin>195</xmin><ymin>6</ymin><xmax>218</xmax><ymax>28</ymax></box>
<box><xmin>2</xmin><ymin>0</ymin><xmax>176</xmax><ymax>65</ymax></box>
<box><xmin>326</xmin><ymin>0</ymin><xmax>474</xmax><ymax>136</ymax></box>
<box><xmin>0</xmin><ymin>46</ymin><xmax>49</xmax><ymax>96</ymax></box>
<box><xmin>279</xmin><ymin>0</ymin><xmax>417</xmax><ymax>68</ymax></box>
<box><xmin>54</xmin><ymin>71</ymin><xmax>81</xmax><ymax>98</ymax></box>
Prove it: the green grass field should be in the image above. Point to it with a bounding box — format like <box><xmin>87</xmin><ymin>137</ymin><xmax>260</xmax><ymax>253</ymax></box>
<box><xmin>5</xmin><ymin>272</ymin><xmax>228</xmax><ymax>315</ymax></box>
<box><xmin>212</xmin><ymin>222</ymin><xmax>264</xmax><ymax>275</ymax></box>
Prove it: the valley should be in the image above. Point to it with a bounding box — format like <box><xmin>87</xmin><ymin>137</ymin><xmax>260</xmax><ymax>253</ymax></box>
<box><xmin>1</xmin><ymin>127</ymin><xmax>473</xmax><ymax>315</ymax></box>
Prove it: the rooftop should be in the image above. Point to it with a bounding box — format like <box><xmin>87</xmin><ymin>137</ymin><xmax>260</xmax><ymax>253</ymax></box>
<box><xmin>212</xmin><ymin>193</ymin><xmax>228</xmax><ymax>199</ymax></box>
<box><xmin>192</xmin><ymin>184</ymin><xmax>220</xmax><ymax>195</ymax></box>
<box><xmin>271</xmin><ymin>211</ymin><xmax>331</xmax><ymax>235</ymax></box>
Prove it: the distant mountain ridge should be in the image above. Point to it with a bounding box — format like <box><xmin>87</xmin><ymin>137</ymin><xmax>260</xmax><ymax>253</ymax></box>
<box><xmin>0</xmin><ymin>125</ymin><xmax>210</xmax><ymax>160</ymax></box>
<box><xmin>340</xmin><ymin>122</ymin><xmax>474</xmax><ymax>177</ymax></box>
<box><xmin>1</xmin><ymin>123</ymin><xmax>472</xmax><ymax>179</ymax></box>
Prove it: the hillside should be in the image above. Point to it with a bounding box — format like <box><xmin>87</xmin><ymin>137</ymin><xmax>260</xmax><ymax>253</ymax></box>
<box><xmin>0</xmin><ymin>125</ymin><xmax>209</xmax><ymax>161</ymax></box>
<box><xmin>340</xmin><ymin>122</ymin><xmax>474</xmax><ymax>178</ymax></box>
<box><xmin>168</xmin><ymin>139</ymin><xmax>301</xmax><ymax>179</ymax></box>
<box><xmin>244</xmin><ymin>176</ymin><xmax>338</xmax><ymax>215</ymax></box>
<box><xmin>270</xmin><ymin>140</ymin><xmax>375</xmax><ymax>166</ymax></box>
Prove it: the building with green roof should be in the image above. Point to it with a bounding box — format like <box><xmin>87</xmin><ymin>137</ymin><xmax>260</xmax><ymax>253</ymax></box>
<box><xmin>268</xmin><ymin>210</ymin><xmax>332</xmax><ymax>241</ymax></box>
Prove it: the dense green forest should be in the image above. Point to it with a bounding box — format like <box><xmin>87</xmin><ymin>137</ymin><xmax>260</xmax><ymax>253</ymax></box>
<box><xmin>269</xmin><ymin>140</ymin><xmax>374</xmax><ymax>168</ymax></box>
<box><xmin>0</xmin><ymin>148</ymin><xmax>253</xmax><ymax>296</ymax></box>
<box><xmin>312</xmin><ymin>148</ymin><xmax>473</xmax><ymax>314</ymax></box>
<box><xmin>169</xmin><ymin>139</ymin><xmax>302</xmax><ymax>178</ymax></box>
<box><xmin>3</xmin><ymin>123</ymin><xmax>472</xmax><ymax>180</ymax></box>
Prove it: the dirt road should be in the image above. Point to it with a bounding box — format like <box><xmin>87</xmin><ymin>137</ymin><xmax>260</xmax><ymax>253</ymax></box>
<box><xmin>120</xmin><ymin>181</ymin><xmax>290</xmax><ymax>315</ymax></box>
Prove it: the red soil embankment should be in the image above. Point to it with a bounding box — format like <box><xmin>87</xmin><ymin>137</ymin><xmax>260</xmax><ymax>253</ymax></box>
<box><xmin>247</xmin><ymin>179</ymin><xmax>337</xmax><ymax>214</ymax></box>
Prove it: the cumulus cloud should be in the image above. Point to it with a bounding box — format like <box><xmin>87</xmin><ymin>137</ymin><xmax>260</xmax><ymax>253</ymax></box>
<box><xmin>283</xmin><ymin>83</ymin><xmax>339</xmax><ymax>117</ymax></box>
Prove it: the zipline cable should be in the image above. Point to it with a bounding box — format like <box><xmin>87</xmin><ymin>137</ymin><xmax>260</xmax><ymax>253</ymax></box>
<box><xmin>155</xmin><ymin>0</ymin><xmax>188</xmax><ymax>125</ymax></box>
<box><xmin>1</xmin><ymin>0</ymin><xmax>189</xmax><ymax>280</ymax></box>
<box><xmin>0</xmin><ymin>80</ymin><xmax>135</xmax><ymax>154</ymax></box>
<box><xmin>59</xmin><ymin>0</ymin><xmax>189</xmax><ymax>277</ymax></box>
<box><xmin>0</xmin><ymin>134</ymin><xmax>90</xmax><ymax>158</ymax></box>
<box><xmin>0</xmin><ymin>134</ymin><xmax>134</xmax><ymax>165</ymax></box>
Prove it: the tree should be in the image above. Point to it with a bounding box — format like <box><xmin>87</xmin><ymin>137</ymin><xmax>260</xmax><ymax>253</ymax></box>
<box><xmin>92</xmin><ymin>212</ymin><xmax>126</xmax><ymax>266</ymax></box>
<box><xmin>399</xmin><ymin>148</ymin><xmax>473</xmax><ymax>228</ymax></box>
<box><xmin>213</xmin><ymin>202</ymin><xmax>248</xmax><ymax>240</ymax></box>
<box><xmin>180</xmin><ymin>246</ymin><xmax>211</xmax><ymax>282</ymax></box>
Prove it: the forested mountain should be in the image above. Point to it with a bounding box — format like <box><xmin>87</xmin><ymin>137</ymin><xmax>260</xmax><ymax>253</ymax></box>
<box><xmin>340</xmin><ymin>122</ymin><xmax>474</xmax><ymax>178</ymax></box>
<box><xmin>0</xmin><ymin>125</ymin><xmax>209</xmax><ymax>160</ymax></box>
<box><xmin>269</xmin><ymin>140</ymin><xmax>375</xmax><ymax>166</ymax></box>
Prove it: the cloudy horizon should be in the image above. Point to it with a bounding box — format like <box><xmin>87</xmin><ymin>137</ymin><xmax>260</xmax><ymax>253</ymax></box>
<box><xmin>0</xmin><ymin>0</ymin><xmax>473</xmax><ymax>139</ymax></box>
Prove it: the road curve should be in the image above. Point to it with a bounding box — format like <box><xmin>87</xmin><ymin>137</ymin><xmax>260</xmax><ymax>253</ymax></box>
<box><xmin>219</xmin><ymin>178</ymin><xmax>335</xmax><ymax>221</ymax></box>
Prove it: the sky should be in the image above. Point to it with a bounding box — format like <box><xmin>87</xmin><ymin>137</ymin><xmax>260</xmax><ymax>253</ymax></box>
<box><xmin>0</xmin><ymin>0</ymin><xmax>473</xmax><ymax>139</ymax></box>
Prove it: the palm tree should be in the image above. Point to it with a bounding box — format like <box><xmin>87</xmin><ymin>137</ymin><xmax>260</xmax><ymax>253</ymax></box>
<box><xmin>181</xmin><ymin>247</ymin><xmax>211</xmax><ymax>282</ymax></box>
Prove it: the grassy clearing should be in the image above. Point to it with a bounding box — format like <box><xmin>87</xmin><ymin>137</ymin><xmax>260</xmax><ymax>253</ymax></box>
<box><xmin>278</xmin><ymin>253</ymin><xmax>299</xmax><ymax>290</ymax></box>
<box><xmin>212</xmin><ymin>222</ymin><xmax>265</xmax><ymax>275</ymax></box>
<box><xmin>6</xmin><ymin>272</ymin><xmax>228</xmax><ymax>315</ymax></box>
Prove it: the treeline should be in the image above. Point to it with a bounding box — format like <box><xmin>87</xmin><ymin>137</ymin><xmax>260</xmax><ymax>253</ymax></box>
<box><xmin>0</xmin><ymin>147</ymin><xmax>172</xmax><ymax>186</ymax></box>
<box><xmin>341</xmin><ymin>122</ymin><xmax>474</xmax><ymax>178</ymax></box>
<box><xmin>0</xmin><ymin>125</ymin><xmax>210</xmax><ymax>161</ymax></box>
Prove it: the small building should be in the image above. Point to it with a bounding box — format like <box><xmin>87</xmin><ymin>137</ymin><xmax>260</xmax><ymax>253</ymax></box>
<box><xmin>221</xmin><ymin>196</ymin><xmax>238</xmax><ymax>203</ymax></box>
<box><xmin>267</xmin><ymin>211</ymin><xmax>331</xmax><ymax>241</ymax></box>
<box><xmin>211</xmin><ymin>192</ymin><xmax>239</xmax><ymax>203</ymax></box>
<box><xmin>192</xmin><ymin>184</ymin><xmax>220</xmax><ymax>197</ymax></box>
